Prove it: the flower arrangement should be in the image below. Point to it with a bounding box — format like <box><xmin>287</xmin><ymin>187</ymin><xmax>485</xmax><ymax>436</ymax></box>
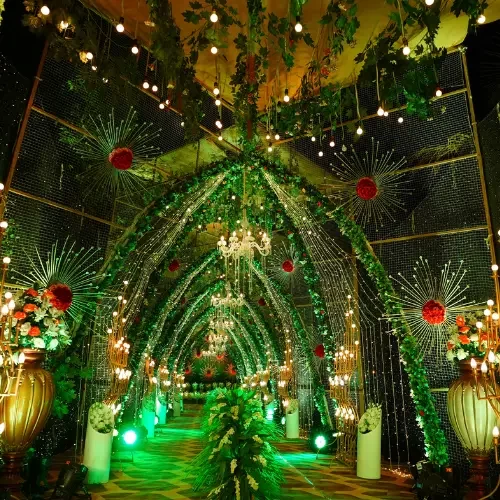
<box><xmin>192</xmin><ymin>388</ymin><xmax>283</xmax><ymax>499</ymax></box>
<box><xmin>358</xmin><ymin>403</ymin><xmax>382</xmax><ymax>434</ymax></box>
<box><xmin>88</xmin><ymin>402</ymin><xmax>114</xmax><ymax>434</ymax></box>
<box><xmin>287</xmin><ymin>399</ymin><xmax>299</xmax><ymax>414</ymax></box>
<box><xmin>446</xmin><ymin>312</ymin><xmax>486</xmax><ymax>362</ymax></box>
<box><xmin>13</xmin><ymin>287</ymin><xmax>71</xmax><ymax>352</ymax></box>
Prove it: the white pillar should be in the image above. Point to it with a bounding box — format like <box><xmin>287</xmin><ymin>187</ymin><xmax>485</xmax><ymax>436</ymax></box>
<box><xmin>83</xmin><ymin>422</ymin><xmax>113</xmax><ymax>484</ymax></box>
<box><xmin>285</xmin><ymin>406</ymin><xmax>300</xmax><ymax>439</ymax></box>
<box><xmin>158</xmin><ymin>403</ymin><xmax>167</xmax><ymax>424</ymax></box>
<box><xmin>357</xmin><ymin>420</ymin><xmax>382</xmax><ymax>479</ymax></box>
<box><xmin>141</xmin><ymin>408</ymin><xmax>156</xmax><ymax>438</ymax></box>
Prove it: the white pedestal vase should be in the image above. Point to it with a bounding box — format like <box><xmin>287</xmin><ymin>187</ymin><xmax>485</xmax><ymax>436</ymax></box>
<box><xmin>356</xmin><ymin>410</ymin><xmax>382</xmax><ymax>480</ymax></box>
<box><xmin>82</xmin><ymin>403</ymin><xmax>114</xmax><ymax>484</ymax></box>
<box><xmin>285</xmin><ymin>400</ymin><xmax>299</xmax><ymax>439</ymax></box>
<box><xmin>141</xmin><ymin>408</ymin><xmax>156</xmax><ymax>439</ymax></box>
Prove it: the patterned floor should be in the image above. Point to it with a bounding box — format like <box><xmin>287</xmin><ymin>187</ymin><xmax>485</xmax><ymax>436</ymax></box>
<box><xmin>86</xmin><ymin>409</ymin><xmax>414</xmax><ymax>499</ymax></box>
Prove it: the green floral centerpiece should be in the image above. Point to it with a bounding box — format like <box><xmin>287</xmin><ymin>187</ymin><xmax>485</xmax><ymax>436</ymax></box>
<box><xmin>192</xmin><ymin>388</ymin><xmax>283</xmax><ymax>499</ymax></box>
<box><xmin>88</xmin><ymin>402</ymin><xmax>114</xmax><ymax>434</ymax></box>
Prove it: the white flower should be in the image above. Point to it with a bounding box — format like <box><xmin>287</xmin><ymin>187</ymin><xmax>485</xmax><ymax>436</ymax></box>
<box><xmin>470</xmin><ymin>334</ymin><xmax>479</xmax><ymax>342</ymax></box>
<box><xmin>33</xmin><ymin>308</ymin><xmax>48</xmax><ymax>322</ymax></box>
<box><xmin>446</xmin><ymin>350</ymin><xmax>456</xmax><ymax>362</ymax></box>
<box><xmin>33</xmin><ymin>338</ymin><xmax>45</xmax><ymax>349</ymax></box>
<box><xmin>20</xmin><ymin>322</ymin><xmax>31</xmax><ymax>336</ymax></box>
<box><xmin>48</xmin><ymin>338</ymin><xmax>59</xmax><ymax>350</ymax></box>
<box><xmin>456</xmin><ymin>348</ymin><xmax>467</xmax><ymax>360</ymax></box>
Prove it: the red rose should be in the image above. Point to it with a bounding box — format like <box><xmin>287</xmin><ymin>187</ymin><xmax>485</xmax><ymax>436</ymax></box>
<box><xmin>48</xmin><ymin>283</ymin><xmax>73</xmax><ymax>311</ymax></box>
<box><xmin>23</xmin><ymin>304</ymin><xmax>37</xmax><ymax>313</ymax></box>
<box><xmin>108</xmin><ymin>147</ymin><xmax>134</xmax><ymax>170</ymax></box>
<box><xmin>456</xmin><ymin>316</ymin><xmax>465</xmax><ymax>327</ymax></box>
<box><xmin>282</xmin><ymin>260</ymin><xmax>294</xmax><ymax>273</ymax></box>
<box><xmin>25</xmin><ymin>288</ymin><xmax>38</xmax><ymax>297</ymax></box>
<box><xmin>14</xmin><ymin>311</ymin><xmax>26</xmax><ymax>320</ymax></box>
<box><xmin>421</xmin><ymin>300</ymin><xmax>446</xmax><ymax>325</ymax></box>
<box><xmin>356</xmin><ymin>177</ymin><xmax>378</xmax><ymax>200</ymax></box>
<box><xmin>458</xmin><ymin>335</ymin><xmax>470</xmax><ymax>344</ymax></box>
<box><xmin>317</xmin><ymin>201</ymin><xmax>322</xmax><ymax>207</ymax></box>
<box><xmin>314</xmin><ymin>344</ymin><xmax>325</xmax><ymax>358</ymax></box>
<box><xmin>28</xmin><ymin>326</ymin><xmax>41</xmax><ymax>337</ymax></box>
<box><xmin>42</xmin><ymin>290</ymin><xmax>55</xmax><ymax>300</ymax></box>
<box><xmin>168</xmin><ymin>260</ymin><xmax>180</xmax><ymax>272</ymax></box>
<box><xmin>258</xmin><ymin>297</ymin><xmax>266</xmax><ymax>307</ymax></box>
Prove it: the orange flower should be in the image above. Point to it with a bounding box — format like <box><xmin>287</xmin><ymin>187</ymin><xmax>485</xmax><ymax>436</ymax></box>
<box><xmin>23</xmin><ymin>304</ymin><xmax>37</xmax><ymax>313</ymax></box>
<box><xmin>459</xmin><ymin>326</ymin><xmax>470</xmax><ymax>334</ymax></box>
<box><xmin>447</xmin><ymin>341</ymin><xmax>455</xmax><ymax>351</ymax></box>
<box><xmin>25</xmin><ymin>288</ymin><xmax>38</xmax><ymax>297</ymax></box>
<box><xmin>28</xmin><ymin>326</ymin><xmax>40</xmax><ymax>337</ymax></box>
<box><xmin>458</xmin><ymin>334</ymin><xmax>470</xmax><ymax>344</ymax></box>
<box><xmin>456</xmin><ymin>316</ymin><xmax>465</xmax><ymax>327</ymax></box>
<box><xmin>42</xmin><ymin>290</ymin><xmax>55</xmax><ymax>300</ymax></box>
<box><xmin>13</xmin><ymin>311</ymin><xmax>26</xmax><ymax>320</ymax></box>
<box><xmin>481</xmin><ymin>333</ymin><xmax>488</xmax><ymax>341</ymax></box>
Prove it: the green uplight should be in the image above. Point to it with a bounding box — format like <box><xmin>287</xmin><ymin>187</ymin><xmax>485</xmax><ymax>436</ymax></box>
<box><xmin>315</xmin><ymin>435</ymin><xmax>327</xmax><ymax>450</ymax></box>
<box><xmin>266</xmin><ymin>409</ymin><xmax>274</xmax><ymax>421</ymax></box>
<box><xmin>123</xmin><ymin>430</ymin><xmax>137</xmax><ymax>445</ymax></box>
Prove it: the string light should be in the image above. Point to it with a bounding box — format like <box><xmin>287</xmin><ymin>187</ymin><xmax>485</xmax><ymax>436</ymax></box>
<box><xmin>131</xmin><ymin>40</ymin><xmax>139</xmax><ymax>54</ymax></box>
<box><xmin>40</xmin><ymin>5</ymin><xmax>50</xmax><ymax>15</ymax></box>
<box><xmin>268</xmin><ymin>143</ymin><xmax>273</xmax><ymax>152</ymax></box>
<box><xmin>377</xmin><ymin>106</ymin><xmax>385</xmax><ymax>116</ymax></box>
<box><xmin>102</xmin><ymin>78</ymin><xmax>108</xmax><ymax>83</ymax></box>
<box><xmin>402</xmin><ymin>39</ymin><xmax>411</xmax><ymax>56</ymax></box>
<box><xmin>152</xmin><ymin>84</ymin><xmax>158</xmax><ymax>92</ymax></box>
<box><xmin>91</xmin><ymin>65</ymin><xmax>97</xmax><ymax>71</ymax></box>
<box><xmin>384</xmin><ymin>111</ymin><xmax>388</xmax><ymax>117</ymax></box>
<box><xmin>159</xmin><ymin>103</ymin><xmax>165</xmax><ymax>110</ymax></box>
<box><xmin>398</xmin><ymin>116</ymin><xmax>404</xmax><ymax>123</ymax></box>
<box><xmin>210</xmin><ymin>11</ymin><xmax>218</xmax><ymax>22</ymax></box>
<box><xmin>329</xmin><ymin>139</ymin><xmax>335</xmax><ymax>147</ymax></box>
<box><xmin>165</xmin><ymin>99</ymin><xmax>170</xmax><ymax>106</ymax></box>
<box><xmin>356</xmin><ymin>124</ymin><xmax>363</xmax><ymax>135</ymax></box>
<box><xmin>435</xmin><ymin>87</ymin><xmax>443</xmax><ymax>97</ymax></box>
<box><xmin>266</xmin><ymin>133</ymin><xmax>271</xmax><ymax>140</ymax></box>
<box><xmin>311</xmin><ymin>136</ymin><xmax>316</xmax><ymax>142</ymax></box>
<box><xmin>274</xmin><ymin>133</ymin><xmax>280</xmax><ymax>140</ymax></box>
<box><xmin>86</xmin><ymin>51</ymin><xmax>94</xmax><ymax>60</ymax></box>
<box><xmin>142</xmin><ymin>81</ymin><xmax>149</xmax><ymax>89</ymax></box>
<box><xmin>294</xmin><ymin>16</ymin><xmax>303</xmax><ymax>32</ymax></box>
<box><xmin>218</xmin><ymin>134</ymin><xmax>223</xmax><ymax>141</ymax></box>
<box><xmin>215</xmin><ymin>99</ymin><xmax>221</xmax><ymax>106</ymax></box>
<box><xmin>425</xmin><ymin>0</ymin><xmax>434</xmax><ymax>4</ymax></box>
<box><xmin>215</xmin><ymin>120</ymin><xmax>223</xmax><ymax>129</ymax></box>
<box><xmin>478</xmin><ymin>14</ymin><xmax>486</xmax><ymax>24</ymax></box>
<box><xmin>213</xmin><ymin>81</ymin><xmax>220</xmax><ymax>96</ymax></box>
<box><xmin>59</xmin><ymin>20</ymin><xmax>69</xmax><ymax>30</ymax></box>
<box><xmin>180</xmin><ymin>121</ymin><xmax>185</xmax><ymax>127</ymax></box>
<box><xmin>318</xmin><ymin>151</ymin><xmax>323</xmax><ymax>157</ymax></box>
<box><xmin>211</xmin><ymin>46</ymin><xmax>218</xmax><ymax>54</ymax></box>
<box><xmin>116</xmin><ymin>17</ymin><xmax>125</xmax><ymax>33</ymax></box>
<box><xmin>284</xmin><ymin>89</ymin><xmax>290</xmax><ymax>102</ymax></box>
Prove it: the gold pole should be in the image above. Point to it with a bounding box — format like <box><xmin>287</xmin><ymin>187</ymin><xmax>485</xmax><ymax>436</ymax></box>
<box><xmin>352</xmin><ymin>254</ymin><xmax>365</xmax><ymax>416</ymax></box>
<box><xmin>461</xmin><ymin>50</ymin><xmax>497</xmax><ymax>266</ymax></box>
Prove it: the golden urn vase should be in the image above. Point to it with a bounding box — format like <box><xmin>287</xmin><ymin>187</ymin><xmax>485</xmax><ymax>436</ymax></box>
<box><xmin>447</xmin><ymin>359</ymin><xmax>499</xmax><ymax>500</ymax></box>
<box><xmin>0</xmin><ymin>349</ymin><xmax>55</xmax><ymax>489</ymax></box>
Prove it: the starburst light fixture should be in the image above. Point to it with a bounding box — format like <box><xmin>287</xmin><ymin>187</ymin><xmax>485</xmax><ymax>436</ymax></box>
<box><xmin>391</xmin><ymin>257</ymin><xmax>471</xmax><ymax>358</ymax></box>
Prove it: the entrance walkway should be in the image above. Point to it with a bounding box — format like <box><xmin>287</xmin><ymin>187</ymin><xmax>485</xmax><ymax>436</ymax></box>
<box><xmin>88</xmin><ymin>409</ymin><xmax>413</xmax><ymax>499</ymax></box>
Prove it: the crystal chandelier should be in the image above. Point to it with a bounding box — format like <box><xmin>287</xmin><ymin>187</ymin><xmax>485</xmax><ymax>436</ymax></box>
<box><xmin>211</xmin><ymin>282</ymin><xmax>245</xmax><ymax>309</ymax></box>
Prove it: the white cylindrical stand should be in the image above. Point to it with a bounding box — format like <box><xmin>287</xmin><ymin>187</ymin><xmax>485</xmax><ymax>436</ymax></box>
<box><xmin>285</xmin><ymin>409</ymin><xmax>299</xmax><ymax>439</ymax></box>
<box><xmin>141</xmin><ymin>408</ymin><xmax>156</xmax><ymax>438</ymax></box>
<box><xmin>180</xmin><ymin>395</ymin><xmax>184</xmax><ymax>412</ymax></box>
<box><xmin>158</xmin><ymin>403</ymin><xmax>167</xmax><ymax>424</ymax></box>
<box><xmin>82</xmin><ymin>423</ymin><xmax>113</xmax><ymax>484</ymax></box>
<box><xmin>173</xmin><ymin>399</ymin><xmax>181</xmax><ymax>417</ymax></box>
<box><xmin>156</xmin><ymin>397</ymin><xmax>161</xmax><ymax>417</ymax></box>
<box><xmin>357</xmin><ymin>422</ymin><xmax>382</xmax><ymax>479</ymax></box>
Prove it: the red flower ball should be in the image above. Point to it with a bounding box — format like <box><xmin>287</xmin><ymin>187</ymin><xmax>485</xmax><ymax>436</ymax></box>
<box><xmin>356</xmin><ymin>177</ymin><xmax>378</xmax><ymax>200</ymax></box>
<box><xmin>48</xmin><ymin>283</ymin><xmax>73</xmax><ymax>312</ymax></box>
<box><xmin>108</xmin><ymin>147</ymin><xmax>134</xmax><ymax>170</ymax></box>
<box><xmin>184</xmin><ymin>367</ymin><xmax>191</xmax><ymax>375</ymax></box>
<box><xmin>195</xmin><ymin>350</ymin><xmax>202</xmax><ymax>358</ymax></box>
<box><xmin>216</xmin><ymin>354</ymin><xmax>224</xmax><ymax>361</ymax></box>
<box><xmin>314</xmin><ymin>344</ymin><xmax>325</xmax><ymax>358</ymax></box>
<box><xmin>168</xmin><ymin>259</ymin><xmax>180</xmax><ymax>272</ymax></box>
<box><xmin>282</xmin><ymin>260</ymin><xmax>295</xmax><ymax>273</ymax></box>
<box><xmin>205</xmin><ymin>369</ymin><xmax>212</xmax><ymax>378</ymax></box>
<box><xmin>421</xmin><ymin>299</ymin><xmax>446</xmax><ymax>325</ymax></box>
<box><xmin>258</xmin><ymin>297</ymin><xmax>267</xmax><ymax>307</ymax></box>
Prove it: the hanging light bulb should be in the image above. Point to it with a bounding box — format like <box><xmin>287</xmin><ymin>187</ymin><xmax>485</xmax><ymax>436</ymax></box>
<box><xmin>180</xmin><ymin>121</ymin><xmax>185</xmax><ymax>127</ymax></box>
<box><xmin>425</xmin><ymin>0</ymin><xmax>434</xmax><ymax>4</ymax></box>
<box><xmin>91</xmin><ymin>65</ymin><xmax>97</xmax><ymax>71</ymax></box>
<box><xmin>478</xmin><ymin>14</ymin><xmax>486</xmax><ymax>24</ymax></box>
<box><xmin>377</xmin><ymin>106</ymin><xmax>385</xmax><ymax>116</ymax></box>
<box><xmin>59</xmin><ymin>20</ymin><xmax>69</xmax><ymax>30</ymax></box>
<box><xmin>294</xmin><ymin>16</ymin><xmax>303</xmax><ymax>32</ymax></box>
<box><xmin>215</xmin><ymin>120</ymin><xmax>223</xmax><ymax>129</ymax></box>
<box><xmin>402</xmin><ymin>39</ymin><xmax>411</xmax><ymax>56</ymax></box>
<box><xmin>268</xmin><ymin>143</ymin><xmax>273</xmax><ymax>152</ymax></box>
<box><xmin>159</xmin><ymin>102</ymin><xmax>165</xmax><ymax>110</ymax></box>
<box><xmin>266</xmin><ymin>133</ymin><xmax>271</xmax><ymax>140</ymax></box>
<box><xmin>210</xmin><ymin>10</ymin><xmax>218</xmax><ymax>22</ymax></box>
<box><xmin>152</xmin><ymin>84</ymin><xmax>158</xmax><ymax>92</ymax></box>
<box><xmin>398</xmin><ymin>116</ymin><xmax>404</xmax><ymax>123</ymax></box>
<box><xmin>311</xmin><ymin>136</ymin><xmax>316</xmax><ymax>142</ymax></box>
<box><xmin>356</xmin><ymin>124</ymin><xmax>363</xmax><ymax>135</ymax></box>
<box><xmin>215</xmin><ymin>98</ymin><xmax>221</xmax><ymax>106</ymax></box>
<box><xmin>218</xmin><ymin>134</ymin><xmax>223</xmax><ymax>141</ymax></box>
<box><xmin>284</xmin><ymin>89</ymin><xmax>290</xmax><ymax>103</ymax></box>
<box><xmin>40</xmin><ymin>5</ymin><xmax>50</xmax><ymax>15</ymax></box>
<box><xmin>318</xmin><ymin>151</ymin><xmax>323</xmax><ymax>157</ymax></box>
<box><xmin>143</xmin><ymin>81</ymin><xmax>149</xmax><ymax>89</ymax></box>
<box><xmin>329</xmin><ymin>139</ymin><xmax>335</xmax><ymax>147</ymax></box>
<box><xmin>102</xmin><ymin>78</ymin><xmax>108</xmax><ymax>83</ymax></box>
<box><xmin>165</xmin><ymin>99</ymin><xmax>170</xmax><ymax>106</ymax></box>
<box><xmin>116</xmin><ymin>17</ymin><xmax>125</xmax><ymax>33</ymax></box>
<box><xmin>274</xmin><ymin>133</ymin><xmax>280</xmax><ymax>140</ymax></box>
<box><xmin>131</xmin><ymin>40</ymin><xmax>139</xmax><ymax>54</ymax></box>
<box><xmin>211</xmin><ymin>46</ymin><xmax>218</xmax><ymax>54</ymax></box>
<box><xmin>435</xmin><ymin>87</ymin><xmax>443</xmax><ymax>97</ymax></box>
<box><xmin>213</xmin><ymin>82</ymin><xmax>220</xmax><ymax>96</ymax></box>
<box><xmin>384</xmin><ymin>111</ymin><xmax>389</xmax><ymax>117</ymax></box>
<box><xmin>86</xmin><ymin>51</ymin><xmax>94</xmax><ymax>60</ymax></box>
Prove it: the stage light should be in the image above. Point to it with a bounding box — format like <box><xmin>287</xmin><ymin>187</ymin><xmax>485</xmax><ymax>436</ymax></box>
<box><xmin>131</xmin><ymin>40</ymin><xmax>139</xmax><ymax>54</ymax></box>
<box><xmin>40</xmin><ymin>5</ymin><xmax>50</xmax><ymax>15</ymax></box>
<box><xmin>210</xmin><ymin>11</ymin><xmax>218</xmax><ymax>23</ymax></box>
<box><xmin>123</xmin><ymin>430</ymin><xmax>137</xmax><ymax>445</ymax></box>
<box><xmin>116</xmin><ymin>17</ymin><xmax>125</xmax><ymax>33</ymax></box>
<box><xmin>211</xmin><ymin>46</ymin><xmax>218</xmax><ymax>54</ymax></box>
<box><xmin>294</xmin><ymin>16</ymin><xmax>302</xmax><ymax>32</ymax></box>
<box><xmin>284</xmin><ymin>89</ymin><xmax>290</xmax><ymax>102</ymax></box>
<box><xmin>315</xmin><ymin>435</ymin><xmax>327</xmax><ymax>449</ymax></box>
<box><xmin>478</xmin><ymin>14</ymin><xmax>486</xmax><ymax>24</ymax></box>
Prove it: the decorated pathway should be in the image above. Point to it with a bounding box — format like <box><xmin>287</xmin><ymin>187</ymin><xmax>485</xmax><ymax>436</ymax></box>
<box><xmin>87</xmin><ymin>409</ymin><xmax>414</xmax><ymax>499</ymax></box>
